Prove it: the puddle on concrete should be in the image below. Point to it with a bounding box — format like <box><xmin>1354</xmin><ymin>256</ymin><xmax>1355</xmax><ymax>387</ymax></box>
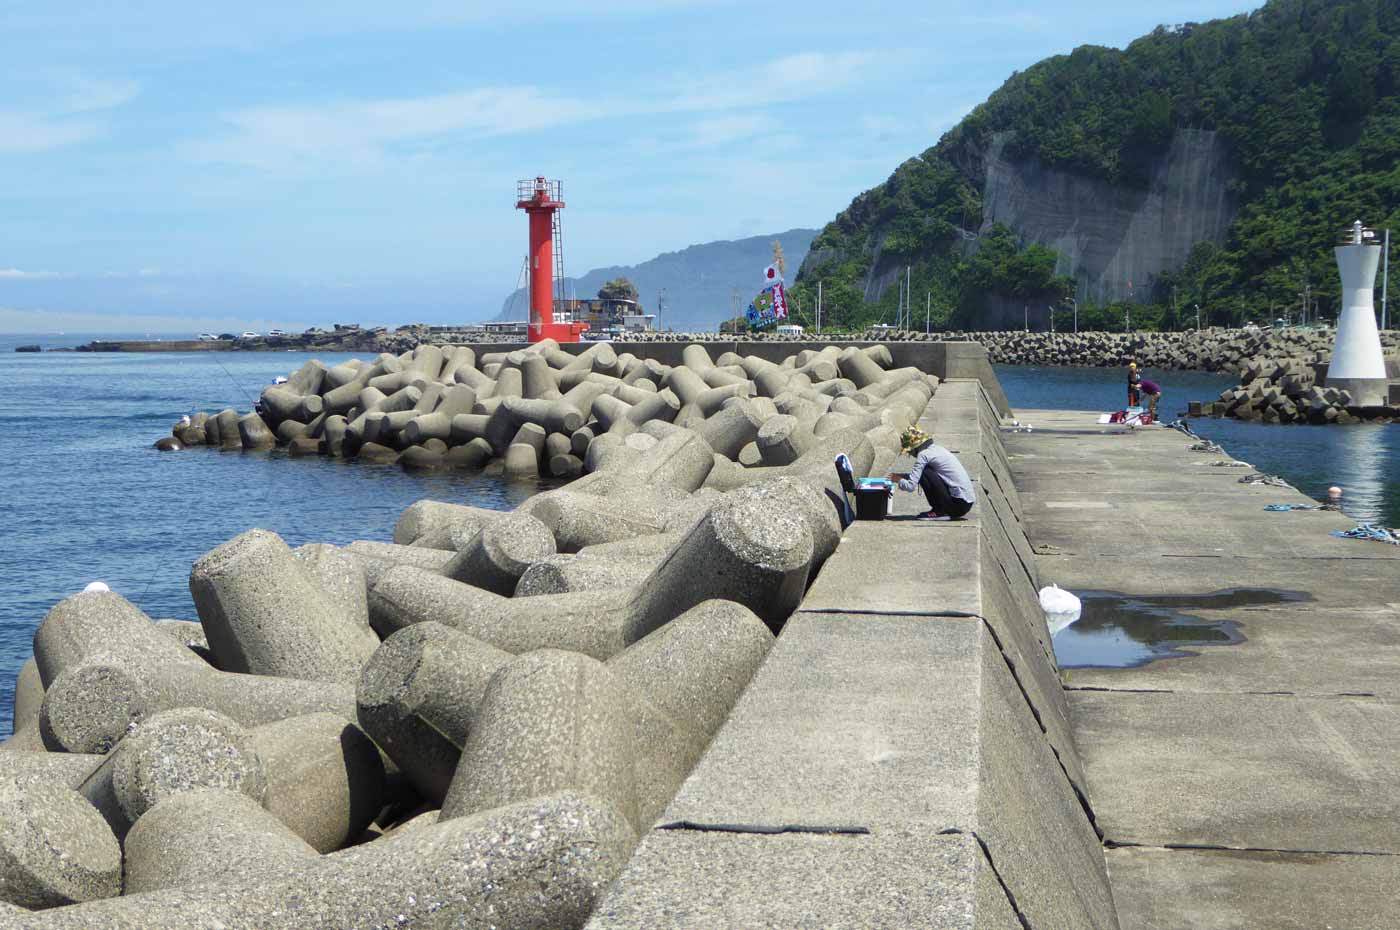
<box><xmin>1052</xmin><ymin>588</ymin><xmax>1310</xmax><ymax>669</ymax></box>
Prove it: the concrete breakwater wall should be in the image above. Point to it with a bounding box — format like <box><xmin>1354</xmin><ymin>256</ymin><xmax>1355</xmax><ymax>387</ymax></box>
<box><xmin>0</xmin><ymin>344</ymin><xmax>1111</xmax><ymax>926</ymax></box>
<box><xmin>156</xmin><ymin>339</ymin><xmax>1009</xmax><ymax>472</ymax></box>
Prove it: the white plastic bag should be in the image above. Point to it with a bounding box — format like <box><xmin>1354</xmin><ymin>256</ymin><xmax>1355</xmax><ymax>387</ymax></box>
<box><xmin>1038</xmin><ymin>583</ymin><xmax>1082</xmax><ymax>636</ymax></box>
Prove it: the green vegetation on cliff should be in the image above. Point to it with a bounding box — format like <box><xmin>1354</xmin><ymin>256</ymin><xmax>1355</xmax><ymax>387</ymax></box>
<box><xmin>796</xmin><ymin>0</ymin><xmax>1400</xmax><ymax>331</ymax></box>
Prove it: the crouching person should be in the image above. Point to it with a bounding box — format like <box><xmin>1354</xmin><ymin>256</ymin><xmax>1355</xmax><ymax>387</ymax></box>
<box><xmin>890</xmin><ymin>427</ymin><xmax>975</xmax><ymax>521</ymax></box>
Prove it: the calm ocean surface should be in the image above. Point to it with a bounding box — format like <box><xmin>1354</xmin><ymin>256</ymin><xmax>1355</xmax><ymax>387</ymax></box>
<box><xmin>0</xmin><ymin>336</ymin><xmax>1394</xmax><ymax>734</ymax></box>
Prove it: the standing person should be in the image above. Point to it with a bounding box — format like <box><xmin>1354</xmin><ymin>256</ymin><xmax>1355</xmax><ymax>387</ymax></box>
<box><xmin>1127</xmin><ymin>362</ymin><xmax>1141</xmax><ymax>407</ymax></box>
<box><xmin>889</xmin><ymin>427</ymin><xmax>976</xmax><ymax>521</ymax></box>
<box><xmin>1138</xmin><ymin>374</ymin><xmax>1163</xmax><ymax>419</ymax></box>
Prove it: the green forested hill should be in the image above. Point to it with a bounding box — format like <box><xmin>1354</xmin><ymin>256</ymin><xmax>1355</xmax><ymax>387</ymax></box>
<box><xmin>796</xmin><ymin>0</ymin><xmax>1400</xmax><ymax>331</ymax></box>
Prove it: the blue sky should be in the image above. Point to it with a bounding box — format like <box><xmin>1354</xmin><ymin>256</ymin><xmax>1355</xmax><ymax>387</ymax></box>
<box><xmin>0</xmin><ymin>0</ymin><xmax>1257</xmax><ymax>332</ymax></box>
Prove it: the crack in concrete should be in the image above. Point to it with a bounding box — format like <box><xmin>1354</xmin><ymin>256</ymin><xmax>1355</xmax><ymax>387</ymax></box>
<box><xmin>655</xmin><ymin>821</ymin><xmax>870</xmax><ymax>836</ymax></box>
<box><xmin>975</xmin><ymin>614</ymin><xmax>1104</xmax><ymax>840</ymax></box>
<box><xmin>1065</xmin><ymin>685</ymin><xmax>1381</xmax><ymax>698</ymax></box>
<box><xmin>940</xmin><ymin>827</ymin><xmax>1034</xmax><ymax>930</ymax></box>
<box><xmin>1106</xmin><ymin>839</ymin><xmax>1399</xmax><ymax>858</ymax></box>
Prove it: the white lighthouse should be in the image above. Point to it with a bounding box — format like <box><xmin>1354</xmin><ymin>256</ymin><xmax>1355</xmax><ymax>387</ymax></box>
<box><xmin>1326</xmin><ymin>220</ymin><xmax>1389</xmax><ymax>406</ymax></box>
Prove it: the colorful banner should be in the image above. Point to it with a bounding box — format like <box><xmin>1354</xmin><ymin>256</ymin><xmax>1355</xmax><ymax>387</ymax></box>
<box><xmin>745</xmin><ymin>282</ymin><xmax>788</xmax><ymax>329</ymax></box>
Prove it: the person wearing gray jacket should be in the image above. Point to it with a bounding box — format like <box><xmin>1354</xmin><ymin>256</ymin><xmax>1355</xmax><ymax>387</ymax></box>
<box><xmin>889</xmin><ymin>426</ymin><xmax>975</xmax><ymax>520</ymax></box>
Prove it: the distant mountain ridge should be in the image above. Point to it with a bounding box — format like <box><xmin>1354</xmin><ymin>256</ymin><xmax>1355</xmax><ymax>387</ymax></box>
<box><xmin>496</xmin><ymin>229</ymin><xmax>818</xmax><ymax>331</ymax></box>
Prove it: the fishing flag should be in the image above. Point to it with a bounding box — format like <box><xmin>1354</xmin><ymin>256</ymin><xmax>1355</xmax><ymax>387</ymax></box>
<box><xmin>746</xmin><ymin>281</ymin><xmax>788</xmax><ymax>329</ymax></box>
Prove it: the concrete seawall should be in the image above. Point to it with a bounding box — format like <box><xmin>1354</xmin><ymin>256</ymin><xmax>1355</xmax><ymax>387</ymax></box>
<box><xmin>588</xmin><ymin>379</ymin><xmax>1115</xmax><ymax>928</ymax></box>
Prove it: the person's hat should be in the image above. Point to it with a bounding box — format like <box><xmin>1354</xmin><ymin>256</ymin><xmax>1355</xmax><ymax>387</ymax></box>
<box><xmin>1129</xmin><ymin>362</ymin><xmax>1137</xmax><ymax>369</ymax></box>
<box><xmin>899</xmin><ymin>426</ymin><xmax>930</xmax><ymax>454</ymax></box>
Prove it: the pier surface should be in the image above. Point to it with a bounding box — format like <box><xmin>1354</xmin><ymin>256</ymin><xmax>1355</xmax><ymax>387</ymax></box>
<box><xmin>1007</xmin><ymin>410</ymin><xmax>1400</xmax><ymax>929</ymax></box>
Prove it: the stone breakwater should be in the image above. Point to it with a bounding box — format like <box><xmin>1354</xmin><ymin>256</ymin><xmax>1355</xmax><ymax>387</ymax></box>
<box><xmin>932</xmin><ymin>327</ymin><xmax>1400</xmax><ymax>372</ymax></box>
<box><xmin>1</xmin><ymin>344</ymin><xmax>937</xmax><ymax>927</ymax></box>
<box><xmin>156</xmin><ymin>341</ymin><xmax>935</xmax><ymax>484</ymax></box>
<box><xmin>1197</xmin><ymin>355</ymin><xmax>1400</xmax><ymax>424</ymax></box>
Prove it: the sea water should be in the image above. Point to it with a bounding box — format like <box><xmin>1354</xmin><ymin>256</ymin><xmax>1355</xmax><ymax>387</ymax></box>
<box><xmin>0</xmin><ymin>336</ymin><xmax>540</xmax><ymax>735</ymax></box>
<box><xmin>0</xmin><ymin>340</ymin><xmax>1394</xmax><ymax>735</ymax></box>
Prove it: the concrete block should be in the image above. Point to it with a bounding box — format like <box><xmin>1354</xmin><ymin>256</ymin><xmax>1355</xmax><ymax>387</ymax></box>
<box><xmin>0</xmin><ymin>750</ymin><xmax>103</xmax><ymax>790</ymax></box>
<box><xmin>356</xmin><ymin>622</ymin><xmax>511</xmax><ymax>802</ymax></box>
<box><xmin>343</xmin><ymin>540</ymin><xmax>454</xmax><ymax>591</ymax></box>
<box><xmin>33</xmin><ymin>591</ymin><xmax>206</xmax><ymax>687</ymax></box>
<box><xmin>369</xmin><ymin>567</ymin><xmax>634</xmax><ymax>659</ymax></box>
<box><xmin>516</xmin><ymin>554</ymin><xmax>654</xmax><ymax>596</ymax></box>
<box><xmin>237</xmin><ymin>412</ymin><xmax>276</xmax><ymax>449</ymax></box>
<box><xmin>529</xmin><ymin>489</ymin><xmax>668</xmax><ymax>552</ymax></box>
<box><xmin>151</xmin><ymin>619</ymin><xmax>216</xmax><ymax>666</ymax></box>
<box><xmin>696</xmin><ymin>398</ymin><xmax>765</xmax><ymax>459</ymax></box>
<box><xmin>606</xmin><ymin>599</ymin><xmax>773</xmax><ymax>744</ymax></box>
<box><xmin>3</xmin><ymin>793</ymin><xmax>634</xmax><ymax>930</ymax></box>
<box><xmin>392</xmin><ymin>499</ymin><xmax>501</xmax><ymax>549</ymax></box>
<box><xmin>79</xmin><ymin>707</ymin><xmax>266</xmax><ymax>838</ymax></box>
<box><xmin>585</xmin><ymin>829</ymin><xmax>1020</xmax><ymax>930</ymax></box>
<box><xmin>122</xmin><ymin>788</ymin><xmax>318</xmax><ymax>894</ymax></box>
<box><xmin>11</xmin><ymin>657</ymin><xmax>43</xmax><ymax>734</ymax></box>
<box><xmin>446</xmin><ymin>436</ymin><xmax>494</xmax><ymax>468</ymax></box>
<box><xmin>39</xmin><ymin>656</ymin><xmax>356</xmax><ymax>755</ymax></box>
<box><xmin>190</xmin><ymin>529</ymin><xmax>377</xmax><ymax>684</ymax></box>
<box><xmin>631</xmin><ymin>482</ymin><xmax>815</xmax><ymax>634</ymax></box>
<box><xmin>443</xmin><ymin>650</ymin><xmax>641</xmax><ymax>836</ymax></box>
<box><xmin>443</xmin><ymin>511</ymin><xmax>557</xmax><ymax>595</ymax></box>
<box><xmin>755</xmin><ymin>413</ymin><xmax>813</xmax><ymax>466</ymax></box>
<box><xmin>248</xmin><ymin>713</ymin><xmax>384</xmax><ymax>852</ymax></box>
<box><xmin>0</xmin><ymin>776</ymin><xmax>121</xmax><ymax>909</ymax></box>
<box><xmin>293</xmin><ymin>543</ymin><xmax>377</xmax><ymax>650</ymax></box>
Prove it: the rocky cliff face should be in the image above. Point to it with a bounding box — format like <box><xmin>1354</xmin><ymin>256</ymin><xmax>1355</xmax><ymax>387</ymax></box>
<box><xmin>979</xmin><ymin>128</ymin><xmax>1238</xmax><ymax>305</ymax></box>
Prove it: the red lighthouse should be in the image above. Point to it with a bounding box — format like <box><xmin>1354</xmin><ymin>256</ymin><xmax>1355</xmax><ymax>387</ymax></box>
<box><xmin>516</xmin><ymin>177</ymin><xmax>588</xmax><ymax>343</ymax></box>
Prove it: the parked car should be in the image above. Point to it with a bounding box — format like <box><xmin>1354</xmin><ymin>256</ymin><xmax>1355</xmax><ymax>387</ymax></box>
<box><xmin>218</xmin><ymin>333</ymin><xmax>237</xmax><ymax>340</ymax></box>
<box><xmin>197</xmin><ymin>333</ymin><xmax>218</xmax><ymax>341</ymax></box>
<box><xmin>267</xmin><ymin>328</ymin><xmax>287</xmax><ymax>337</ymax></box>
<box><xmin>240</xmin><ymin>331</ymin><xmax>260</xmax><ymax>339</ymax></box>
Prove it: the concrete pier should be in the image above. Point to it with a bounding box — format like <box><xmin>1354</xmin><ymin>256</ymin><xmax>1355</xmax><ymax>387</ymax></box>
<box><xmin>1005</xmin><ymin>409</ymin><xmax>1400</xmax><ymax>929</ymax></box>
<box><xmin>587</xmin><ymin>380</ymin><xmax>1109</xmax><ymax>928</ymax></box>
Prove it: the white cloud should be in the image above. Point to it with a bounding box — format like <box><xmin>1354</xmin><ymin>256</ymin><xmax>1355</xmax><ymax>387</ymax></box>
<box><xmin>186</xmin><ymin>50</ymin><xmax>881</xmax><ymax>172</ymax></box>
<box><xmin>0</xmin><ymin>74</ymin><xmax>139</xmax><ymax>155</ymax></box>
<box><xmin>59</xmin><ymin>77</ymin><xmax>141</xmax><ymax>114</ymax></box>
<box><xmin>0</xmin><ymin>112</ymin><xmax>98</xmax><ymax>154</ymax></box>
<box><xmin>0</xmin><ymin>268</ymin><xmax>66</xmax><ymax>279</ymax></box>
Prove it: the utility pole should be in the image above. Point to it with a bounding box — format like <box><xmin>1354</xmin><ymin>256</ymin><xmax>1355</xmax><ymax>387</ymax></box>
<box><xmin>1194</xmin><ymin>303</ymin><xmax>1201</xmax><ymax>330</ymax></box>
<box><xmin>1172</xmin><ymin>284</ymin><xmax>1178</xmax><ymax>330</ymax></box>
<box><xmin>1067</xmin><ymin>296</ymin><xmax>1077</xmax><ymax>333</ymax></box>
<box><xmin>1024</xmin><ymin>303</ymin><xmax>1028</xmax><ymax>333</ymax></box>
<box><xmin>1383</xmin><ymin>229</ymin><xmax>1391</xmax><ymax>329</ymax></box>
<box><xmin>905</xmin><ymin>266</ymin><xmax>911</xmax><ymax>332</ymax></box>
<box><xmin>731</xmin><ymin>287</ymin><xmax>738</xmax><ymax>331</ymax></box>
<box><xmin>816</xmin><ymin>281</ymin><xmax>822</xmax><ymax>334</ymax></box>
<box><xmin>1048</xmin><ymin>305</ymin><xmax>1055</xmax><ymax>334</ymax></box>
<box><xmin>1125</xmin><ymin>304</ymin><xmax>1131</xmax><ymax>333</ymax></box>
<box><xmin>925</xmin><ymin>291</ymin><xmax>931</xmax><ymax>334</ymax></box>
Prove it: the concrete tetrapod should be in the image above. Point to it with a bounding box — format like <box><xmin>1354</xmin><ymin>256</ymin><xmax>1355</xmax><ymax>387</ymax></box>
<box><xmin>441</xmin><ymin>650</ymin><xmax>642</xmax><ymax>838</ymax></box>
<box><xmin>246</xmin><ymin>712</ymin><xmax>384</xmax><ymax>853</ymax></box>
<box><xmin>0</xmin><ymin>751</ymin><xmax>103</xmax><ymax>790</ymax></box>
<box><xmin>32</xmin><ymin>591</ymin><xmax>207</xmax><ymax>687</ymax></box>
<box><xmin>356</xmin><ymin>622</ymin><xmax>512</xmax><ymax>803</ymax></box>
<box><xmin>122</xmin><ymin>789</ymin><xmax>319</xmax><ymax>895</ymax></box>
<box><xmin>0</xmin><ymin>776</ymin><xmax>121</xmax><ymax>909</ymax></box>
<box><xmin>372</xmin><ymin>486</ymin><xmax>817</xmax><ymax>652</ymax></box>
<box><xmin>190</xmin><ymin>529</ymin><xmax>377</xmax><ymax>684</ymax></box>
<box><xmin>442</xmin><ymin>511</ymin><xmax>557</xmax><ymax>596</ymax></box>
<box><xmin>392</xmin><ymin>499</ymin><xmax>501</xmax><ymax>548</ymax></box>
<box><xmin>293</xmin><ymin>543</ymin><xmax>377</xmax><ymax>650</ymax></box>
<box><xmin>605</xmin><ymin>599</ymin><xmax>775</xmax><ymax>745</ymax></box>
<box><xmin>3</xmin><ymin>792</ymin><xmax>635</xmax><ymax>930</ymax></box>
<box><xmin>39</xmin><ymin>656</ymin><xmax>356</xmax><ymax>755</ymax></box>
<box><xmin>78</xmin><ymin>707</ymin><xmax>267</xmax><ymax>839</ymax></box>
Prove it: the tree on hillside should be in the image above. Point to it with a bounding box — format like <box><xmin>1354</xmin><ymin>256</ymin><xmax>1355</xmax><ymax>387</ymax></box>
<box><xmin>598</xmin><ymin>277</ymin><xmax>639</xmax><ymax>302</ymax></box>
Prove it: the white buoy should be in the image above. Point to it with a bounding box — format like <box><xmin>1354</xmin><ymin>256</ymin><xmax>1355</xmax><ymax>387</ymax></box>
<box><xmin>1327</xmin><ymin>220</ymin><xmax>1389</xmax><ymax>406</ymax></box>
<box><xmin>82</xmin><ymin>581</ymin><xmax>110</xmax><ymax>593</ymax></box>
